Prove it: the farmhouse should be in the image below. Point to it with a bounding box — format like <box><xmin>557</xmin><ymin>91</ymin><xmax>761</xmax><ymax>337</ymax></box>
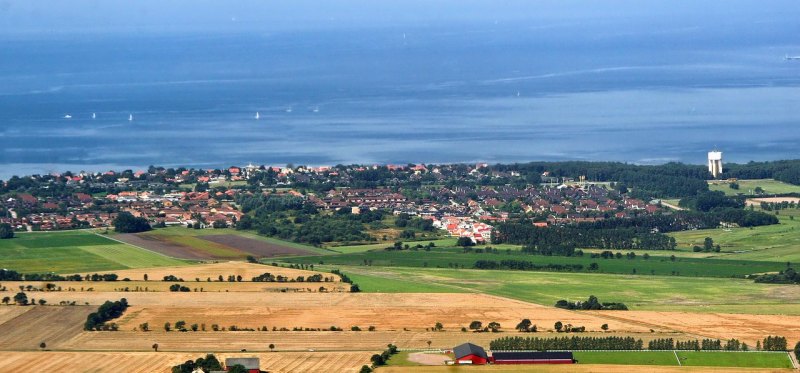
<box><xmin>491</xmin><ymin>351</ymin><xmax>575</xmax><ymax>365</ymax></box>
<box><xmin>219</xmin><ymin>357</ymin><xmax>260</xmax><ymax>373</ymax></box>
<box><xmin>453</xmin><ymin>342</ymin><xmax>489</xmax><ymax>365</ymax></box>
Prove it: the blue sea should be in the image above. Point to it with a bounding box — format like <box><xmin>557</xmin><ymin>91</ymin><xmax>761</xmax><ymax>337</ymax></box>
<box><xmin>1</xmin><ymin>11</ymin><xmax>799</xmax><ymax>178</ymax></box>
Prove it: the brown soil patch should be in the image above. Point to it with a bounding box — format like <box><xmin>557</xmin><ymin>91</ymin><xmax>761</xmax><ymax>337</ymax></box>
<box><xmin>0</xmin><ymin>306</ymin><xmax>93</xmax><ymax>350</ymax></box>
<box><xmin>115</xmin><ymin>233</ymin><xmax>219</xmax><ymax>260</ymax></box>
<box><xmin>746</xmin><ymin>197</ymin><xmax>800</xmax><ymax>206</ymax></box>
<box><xmin>0</xmin><ymin>351</ymin><xmax>374</xmax><ymax>373</ymax></box>
<box><xmin>408</xmin><ymin>352</ymin><xmax>451</xmax><ymax>365</ymax></box>
<box><xmin>199</xmin><ymin>235</ymin><xmax>316</xmax><ymax>257</ymax></box>
<box><xmin>88</xmin><ymin>261</ymin><xmax>340</xmax><ymax>282</ymax></box>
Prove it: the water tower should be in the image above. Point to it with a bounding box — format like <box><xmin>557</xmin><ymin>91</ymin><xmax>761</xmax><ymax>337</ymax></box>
<box><xmin>708</xmin><ymin>150</ymin><xmax>723</xmax><ymax>178</ymax></box>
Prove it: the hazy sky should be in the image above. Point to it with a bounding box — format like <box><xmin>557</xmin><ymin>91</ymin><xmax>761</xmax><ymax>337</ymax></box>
<box><xmin>0</xmin><ymin>0</ymin><xmax>794</xmax><ymax>36</ymax></box>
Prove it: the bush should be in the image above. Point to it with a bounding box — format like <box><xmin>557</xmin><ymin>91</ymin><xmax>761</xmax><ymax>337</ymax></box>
<box><xmin>0</xmin><ymin>223</ymin><xmax>14</xmax><ymax>239</ymax></box>
<box><xmin>113</xmin><ymin>212</ymin><xmax>151</xmax><ymax>233</ymax></box>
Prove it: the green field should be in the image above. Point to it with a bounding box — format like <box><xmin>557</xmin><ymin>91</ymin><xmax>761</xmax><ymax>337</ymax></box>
<box><xmin>669</xmin><ymin>214</ymin><xmax>800</xmax><ymax>262</ymax></box>
<box><xmin>574</xmin><ymin>351</ymin><xmax>792</xmax><ymax>368</ymax></box>
<box><xmin>282</xmin><ymin>247</ymin><xmax>786</xmax><ymax>278</ymax></box>
<box><xmin>0</xmin><ymin>230</ymin><xmax>187</xmax><ymax>273</ymax></box>
<box><xmin>330</xmin><ymin>266</ymin><xmax>800</xmax><ymax>314</ymax></box>
<box><xmin>676</xmin><ymin>351</ymin><xmax>793</xmax><ymax>368</ymax></box>
<box><xmin>709</xmin><ymin>179</ymin><xmax>800</xmax><ymax>196</ymax></box>
<box><xmin>574</xmin><ymin>351</ymin><xmax>677</xmax><ymax>365</ymax></box>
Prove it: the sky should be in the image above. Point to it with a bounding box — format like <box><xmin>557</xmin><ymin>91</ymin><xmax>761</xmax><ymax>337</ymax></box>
<box><xmin>0</xmin><ymin>0</ymin><xmax>795</xmax><ymax>36</ymax></box>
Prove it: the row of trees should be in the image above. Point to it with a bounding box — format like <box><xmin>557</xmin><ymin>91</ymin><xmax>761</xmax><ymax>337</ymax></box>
<box><xmin>171</xmin><ymin>354</ymin><xmax>224</xmax><ymax>373</ymax></box>
<box><xmin>84</xmin><ymin>298</ymin><xmax>129</xmax><ymax>331</ymax></box>
<box><xmin>473</xmin><ymin>260</ymin><xmax>584</xmax><ymax>272</ymax></box>
<box><xmin>754</xmin><ymin>267</ymin><xmax>799</xmax><ymax>284</ymax></box>
<box><xmin>490</xmin><ymin>336</ymin><xmax>643</xmax><ymax>350</ymax></box>
<box><xmin>554</xmin><ymin>295</ymin><xmax>628</xmax><ymax>311</ymax></box>
<box><xmin>649</xmin><ymin>338</ymin><xmax>750</xmax><ymax>351</ymax></box>
<box><xmin>0</xmin><ymin>269</ymin><xmax>107</xmax><ymax>282</ymax></box>
<box><xmin>494</xmin><ymin>223</ymin><xmax>677</xmax><ymax>252</ymax></box>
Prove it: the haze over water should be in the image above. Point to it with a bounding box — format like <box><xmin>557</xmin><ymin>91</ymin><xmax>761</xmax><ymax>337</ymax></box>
<box><xmin>1</xmin><ymin>1</ymin><xmax>799</xmax><ymax>178</ymax></box>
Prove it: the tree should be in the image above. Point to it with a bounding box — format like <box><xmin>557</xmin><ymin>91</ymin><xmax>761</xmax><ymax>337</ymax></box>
<box><xmin>703</xmin><ymin>237</ymin><xmax>714</xmax><ymax>252</ymax></box>
<box><xmin>38</xmin><ymin>299</ymin><xmax>46</xmax><ymax>305</ymax></box>
<box><xmin>13</xmin><ymin>292</ymin><xmax>27</xmax><ymax>306</ymax></box>
<box><xmin>487</xmin><ymin>322</ymin><xmax>501</xmax><ymax>332</ymax></box>
<box><xmin>113</xmin><ymin>212</ymin><xmax>151</xmax><ymax>233</ymax></box>
<box><xmin>554</xmin><ymin>321</ymin><xmax>563</xmax><ymax>332</ymax></box>
<box><xmin>269</xmin><ymin>343</ymin><xmax>275</xmax><ymax>351</ymax></box>
<box><xmin>152</xmin><ymin>343</ymin><xmax>159</xmax><ymax>352</ymax></box>
<box><xmin>359</xmin><ymin>365</ymin><xmax>373</xmax><ymax>373</ymax></box>
<box><xmin>469</xmin><ymin>321</ymin><xmax>483</xmax><ymax>332</ymax></box>
<box><xmin>164</xmin><ymin>322</ymin><xmax>171</xmax><ymax>332</ymax></box>
<box><xmin>434</xmin><ymin>322</ymin><xmax>443</xmax><ymax>331</ymax></box>
<box><xmin>0</xmin><ymin>223</ymin><xmax>14</xmax><ymax>239</ymax></box>
<box><xmin>227</xmin><ymin>364</ymin><xmax>248</xmax><ymax>373</ymax></box>
<box><xmin>1</xmin><ymin>296</ymin><xmax>9</xmax><ymax>305</ymax></box>
<box><xmin>456</xmin><ymin>237</ymin><xmax>475</xmax><ymax>247</ymax></box>
<box><xmin>39</xmin><ymin>342</ymin><xmax>46</xmax><ymax>350</ymax></box>
<box><xmin>601</xmin><ymin>324</ymin><xmax>609</xmax><ymax>331</ymax></box>
<box><xmin>794</xmin><ymin>341</ymin><xmax>800</xmax><ymax>360</ymax></box>
<box><xmin>516</xmin><ymin>319</ymin><xmax>532</xmax><ymax>332</ymax></box>
<box><xmin>427</xmin><ymin>340</ymin><xmax>432</xmax><ymax>348</ymax></box>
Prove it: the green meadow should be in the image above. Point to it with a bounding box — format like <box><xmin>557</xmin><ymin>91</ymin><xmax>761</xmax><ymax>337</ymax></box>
<box><xmin>708</xmin><ymin>179</ymin><xmax>800</xmax><ymax>196</ymax></box>
<box><xmin>575</xmin><ymin>351</ymin><xmax>792</xmax><ymax>368</ymax></box>
<box><xmin>0</xmin><ymin>230</ymin><xmax>186</xmax><ymax>273</ymax></box>
<box><xmin>331</xmin><ymin>266</ymin><xmax>800</xmax><ymax>314</ymax></box>
<box><xmin>282</xmin><ymin>247</ymin><xmax>786</xmax><ymax>278</ymax></box>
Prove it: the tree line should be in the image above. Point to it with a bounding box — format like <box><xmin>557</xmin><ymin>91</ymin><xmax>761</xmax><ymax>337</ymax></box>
<box><xmin>754</xmin><ymin>267</ymin><xmax>799</xmax><ymax>284</ymax></box>
<box><xmin>84</xmin><ymin>298</ymin><xmax>129</xmax><ymax>331</ymax></box>
<box><xmin>474</xmin><ymin>260</ymin><xmax>584</xmax><ymax>272</ymax></box>
<box><xmin>493</xmin><ymin>223</ymin><xmax>677</xmax><ymax>251</ymax></box>
<box><xmin>490</xmin><ymin>336</ymin><xmax>643</xmax><ymax>351</ymax></box>
<box><xmin>0</xmin><ymin>269</ymin><xmax>116</xmax><ymax>282</ymax></box>
<box><xmin>554</xmin><ymin>295</ymin><xmax>628</xmax><ymax>311</ymax></box>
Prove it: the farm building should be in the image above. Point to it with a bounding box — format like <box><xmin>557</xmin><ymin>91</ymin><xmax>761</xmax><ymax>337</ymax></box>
<box><xmin>491</xmin><ymin>351</ymin><xmax>575</xmax><ymax>365</ymax></box>
<box><xmin>218</xmin><ymin>357</ymin><xmax>260</xmax><ymax>373</ymax></box>
<box><xmin>453</xmin><ymin>342</ymin><xmax>489</xmax><ymax>365</ymax></box>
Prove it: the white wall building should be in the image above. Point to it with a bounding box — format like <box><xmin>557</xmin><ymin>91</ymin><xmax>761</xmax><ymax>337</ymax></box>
<box><xmin>708</xmin><ymin>150</ymin><xmax>723</xmax><ymax>178</ymax></box>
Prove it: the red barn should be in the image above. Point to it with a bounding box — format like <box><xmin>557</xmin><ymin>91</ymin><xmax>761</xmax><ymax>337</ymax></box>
<box><xmin>454</xmin><ymin>343</ymin><xmax>488</xmax><ymax>365</ymax></box>
<box><xmin>491</xmin><ymin>351</ymin><xmax>575</xmax><ymax>364</ymax></box>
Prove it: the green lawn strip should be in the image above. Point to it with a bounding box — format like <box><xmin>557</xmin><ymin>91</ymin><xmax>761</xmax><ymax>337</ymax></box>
<box><xmin>676</xmin><ymin>351</ymin><xmax>793</xmax><ymax>368</ymax></box>
<box><xmin>346</xmin><ymin>267</ymin><xmax>800</xmax><ymax>314</ymax></box>
<box><xmin>8</xmin><ymin>230</ymin><xmax>113</xmax><ymax>248</ymax></box>
<box><xmin>708</xmin><ymin>179</ymin><xmax>800</xmax><ymax>196</ymax></box>
<box><xmin>385</xmin><ymin>351</ymin><xmax>420</xmax><ymax>367</ymax></box>
<box><xmin>78</xmin><ymin>244</ymin><xmax>187</xmax><ymax>269</ymax></box>
<box><xmin>669</xmin><ymin>215</ymin><xmax>800</xmax><ymax>262</ymax></box>
<box><xmin>573</xmin><ymin>351</ymin><xmax>678</xmax><ymax>365</ymax></box>
<box><xmin>345</xmin><ymin>270</ymin><xmax>468</xmax><ymax>293</ymax></box>
<box><xmin>280</xmin><ymin>248</ymin><xmax>785</xmax><ymax>278</ymax></box>
<box><xmin>0</xmin><ymin>245</ymin><xmax>124</xmax><ymax>273</ymax></box>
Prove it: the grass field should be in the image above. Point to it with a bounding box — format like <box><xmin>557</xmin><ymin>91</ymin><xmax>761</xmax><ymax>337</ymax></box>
<box><xmin>676</xmin><ymin>351</ymin><xmax>793</xmax><ymax>368</ymax></box>
<box><xmin>139</xmin><ymin>226</ymin><xmax>333</xmax><ymax>256</ymax></box>
<box><xmin>574</xmin><ymin>351</ymin><xmax>677</xmax><ymax>365</ymax></box>
<box><xmin>708</xmin><ymin>179</ymin><xmax>800</xmax><ymax>196</ymax></box>
<box><xmin>282</xmin><ymin>247</ymin><xmax>786</xmax><ymax>278</ymax></box>
<box><xmin>669</xmin><ymin>214</ymin><xmax>800</xmax><ymax>262</ymax></box>
<box><xmin>0</xmin><ymin>230</ymin><xmax>186</xmax><ymax>273</ymax></box>
<box><xmin>336</xmin><ymin>266</ymin><xmax>800</xmax><ymax>314</ymax></box>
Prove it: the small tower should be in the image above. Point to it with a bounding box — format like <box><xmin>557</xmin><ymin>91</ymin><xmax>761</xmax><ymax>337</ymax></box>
<box><xmin>708</xmin><ymin>149</ymin><xmax>723</xmax><ymax>178</ymax></box>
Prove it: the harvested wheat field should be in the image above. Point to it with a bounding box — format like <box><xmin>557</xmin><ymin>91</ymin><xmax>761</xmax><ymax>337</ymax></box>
<box><xmin>9</xmin><ymin>280</ymin><xmax>347</xmax><ymax>293</ymax></box>
<box><xmin>85</xmin><ymin>261</ymin><xmax>337</xmax><ymax>282</ymax></box>
<box><xmin>0</xmin><ymin>306</ymin><xmax>93</xmax><ymax>350</ymax></box>
<box><xmin>0</xmin><ymin>351</ymin><xmax>374</xmax><ymax>373</ymax></box>
<box><xmin>51</xmin><ymin>293</ymin><xmax>648</xmax><ymax>333</ymax></box>
<box><xmin>594</xmin><ymin>310</ymin><xmax>800</xmax><ymax>345</ymax></box>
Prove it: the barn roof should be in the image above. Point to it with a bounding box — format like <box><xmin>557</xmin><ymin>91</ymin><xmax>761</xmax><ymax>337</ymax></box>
<box><xmin>492</xmin><ymin>351</ymin><xmax>574</xmax><ymax>360</ymax></box>
<box><xmin>226</xmin><ymin>357</ymin><xmax>260</xmax><ymax>369</ymax></box>
<box><xmin>454</xmin><ymin>343</ymin><xmax>488</xmax><ymax>359</ymax></box>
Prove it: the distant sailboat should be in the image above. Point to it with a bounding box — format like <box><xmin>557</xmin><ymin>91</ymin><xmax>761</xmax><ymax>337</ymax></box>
<box><xmin>285</xmin><ymin>107</ymin><xmax>293</xmax><ymax>113</ymax></box>
<box><xmin>92</xmin><ymin>113</ymin><xmax>96</xmax><ymax>119</ymax></box>
<box><xmin>255</xmin><ymin>112</ymin><xmax>260</xmax><ymax>120</ymax></box>
<box><xmin>128</xmin><ymin>114</ymin><xmax>134</xmax><ymax>122</ymax></box>
<box><xmin>312</xmin><ymin>106</ymin><xmax>319</xmax><ymax>113</ymax></box>
<box><xmin>516</xmin><ymin>91</ymin><xmax>520</xmax><ymax>97</ymax></box>
<box><xmin>63</xmin><ymin>114</ymin><xmax>72</xmax><ymax>119</ymax></box>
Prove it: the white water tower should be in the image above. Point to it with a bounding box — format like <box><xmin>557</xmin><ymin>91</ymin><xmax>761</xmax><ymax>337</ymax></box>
<box><xmin>708</xmin><ymin>150</ymin><xmax>723</xmax><ymax>178</ymax></box>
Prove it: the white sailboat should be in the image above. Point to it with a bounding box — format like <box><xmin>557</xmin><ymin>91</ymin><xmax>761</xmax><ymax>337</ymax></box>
<box><xmin>92</xmin><ymin>113</ymin><xmax>96</xmax><ymax>119</ymax></box>
<box><xmin>63</xmin><ymin>114</ymin><xmax>72</xmax><ymax>119</ymax></box>
<box><xmin>312</xmin><ymin>106</ymin><xmax>319</xmax><ymax>113</ymax></box>
<box><xmin>255</xmin><ymin>112</ymin><xmax>260</xmax><ymax>120</ymax></box>
<box><xmin>285</xmin><ymin>107</ymin><xmax>293</xmax><ymax>113</ymax></box>
<box><xmin>129</xmin><ymin>114</ymin><xmax>134</xmax><ymax>122</ymax></box>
